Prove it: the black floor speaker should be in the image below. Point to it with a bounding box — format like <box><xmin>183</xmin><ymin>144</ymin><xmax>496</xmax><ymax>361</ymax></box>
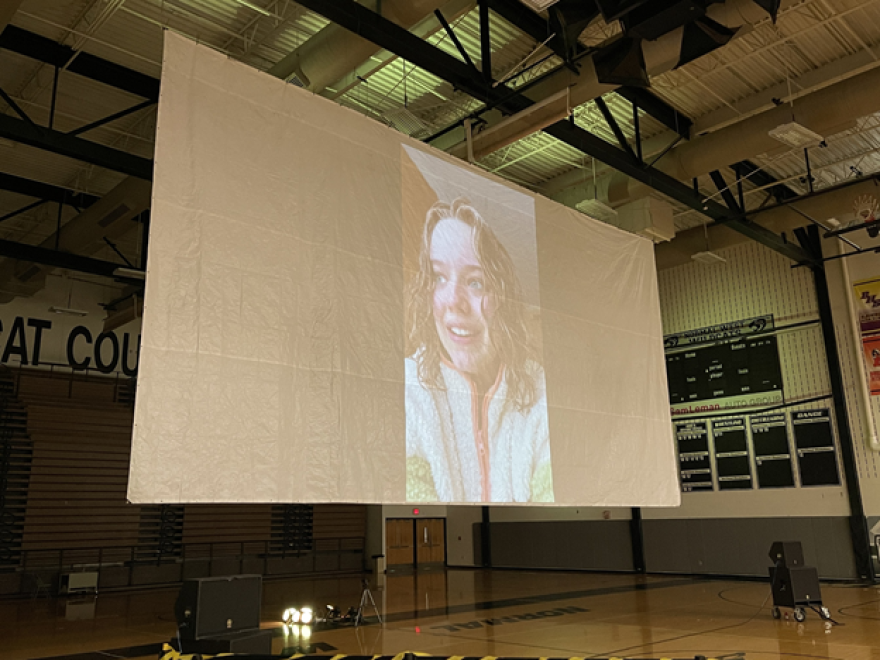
<box><xmin>175</xmin><ymin>574</ymin><xmax>262</xmax><ymax>640</ymax></box>
<box><xmin>769</xmin><ymin>565</ymin><xmax>821</xmax><ymax>608</ymax></box>
<box><xmin>769</xmin><ymin>540</ymin><xmax>805</xmax><ymax>568</ymax></box>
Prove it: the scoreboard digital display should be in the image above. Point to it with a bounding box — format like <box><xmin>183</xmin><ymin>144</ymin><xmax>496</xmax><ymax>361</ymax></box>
<box><xmin>666</xmin><ymin>336</ymin><xmax>784</xmax><ymax>407</ymax></box>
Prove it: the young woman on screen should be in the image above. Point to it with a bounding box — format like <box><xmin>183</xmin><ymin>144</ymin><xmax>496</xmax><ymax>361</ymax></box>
<box><xmin>405</xmin><ymin>198</ymin><xmax>554</xmax><ymax>503</ymax></box>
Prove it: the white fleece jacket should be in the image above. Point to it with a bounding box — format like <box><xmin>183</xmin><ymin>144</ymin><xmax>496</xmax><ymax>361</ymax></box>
<box><xmin>405</xmin><ymin>356</ymin><xmax>553</xmax><ymax>503</ymax></box>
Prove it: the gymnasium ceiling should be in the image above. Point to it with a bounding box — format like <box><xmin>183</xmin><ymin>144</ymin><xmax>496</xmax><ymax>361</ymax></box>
<box><xmin>2</xmin><ymin>0</ymin><xmax>880</xmax><ymax>293</ymax></box>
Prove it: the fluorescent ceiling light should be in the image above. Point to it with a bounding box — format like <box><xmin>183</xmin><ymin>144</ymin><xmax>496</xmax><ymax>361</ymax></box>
<box><xmin>691</xmin><ymin>251</ymin><xmax>727</xmax><ymax>265</ymax></box>
<box><xmin>383</xmin><ymin>107</ymin><xmax>431</xmax><ymax>138</ymax></box>
<box><xmin>48</xmin><ymin>306</ymin><xmax>88</xmax><ymax>317</ymax></box>
<box><xmin>233</xmin><ymin>0</ymin><xmax>271</xmax><ymax>17</ymax></box>
<box><xmin>768</xmin><ymin>122</ymin><xmax>824</xmax><ymax>149</ymax></box>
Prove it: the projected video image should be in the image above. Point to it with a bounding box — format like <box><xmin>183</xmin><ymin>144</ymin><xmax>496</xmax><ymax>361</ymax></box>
<box><xmin>402</xmin><ymin>147</ymin><xmax>552</xmax><ymax>503</ymax></box>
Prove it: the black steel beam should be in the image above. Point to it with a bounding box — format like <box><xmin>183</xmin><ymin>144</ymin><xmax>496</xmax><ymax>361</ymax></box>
<box><xmin>615</xmin><ymin>86</ymin><xmax>691</xmax><ymax>140</ymax></box>
<box><xmin>0</xmin><ymin>200</ymin><xmax>45</xmax><ymax>224</ymax></box>
<box><xmin>68</xmin><ymin>99</ymin><xmax>156</xmax><ymax>138</ymax></box>
<box><xmin>595</xmin><ymin>96</ymin><xmax>636</xmax><ymax>161</ymax></box>
<box><xmin>0</xmin><ymin>113</ymin><xmax>153</xmax><ymax>180</ymax></box>
<box><xmin>709</xmin><ymin>170</ymin><xmax>742</xmax><ymax>215</ymax></box>
<box><xmin>0</xmin><ymin>172</ymin><xmax>100</xmax><ymax>208</ymax></box>
<box><xmin>0</xmin><ymin>85</ymin><xmax>36</xmax><ymax>128</ymax></box>
<box><xmin>434</xmin><ymin>9</ymin><xmax>477</xmax><ymax>73</ymax></box>
<box><xmin>0</xmin><ymin>25</ymin><xmax>160</xmax><ymax>101</ymax></box>
<box><xmin>0</xmin><ymin>238</ymin><xmax>141</xmax><ymax>279</ymax></box>
<box><xmin>794</xmin><ymin>224</ymin><xmax>875</xmax><ymax>582</ymax></box>
<box><xmin>225</xmin><ymin>0</ymin><xmax>816</xmax><ymax>264</ymax></box>
<box><xmin>734</xmin><ymin>160</ymin><xmax>798</xmax><ymax>203</ymax></box>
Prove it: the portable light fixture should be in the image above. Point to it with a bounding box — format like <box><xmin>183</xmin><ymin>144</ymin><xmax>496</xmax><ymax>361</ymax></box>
<box><xmin>282</xmin><ymin>606</ymin><xmax>313</xmax><ymax>625</ymax></box>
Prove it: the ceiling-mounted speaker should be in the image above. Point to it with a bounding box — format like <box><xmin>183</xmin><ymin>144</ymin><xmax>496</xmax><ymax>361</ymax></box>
<box><xmin>752</xmin><ymin>0</ymin><xmax>781</xmax><ymax>23</ymax></box>
<box><xmin>594</xmin><ymin>36</ymin><xmax>649</xmax><ymax>87</ymax></box>
<box><xmin>677</xmin><ymin>16</ymin><xmax>738</xmax><ymax>68</ymax></box>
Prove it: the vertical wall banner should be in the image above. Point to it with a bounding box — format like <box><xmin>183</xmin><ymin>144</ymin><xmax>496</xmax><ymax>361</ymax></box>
<box><xmin>853</xmin><ymin>277</ymin><xmax>880</xmax><ymax>395</ymax></box>
<box><xmin>128</xmin><ymin>33</ymin><xmax>680</xmax><ymax>507</ymax></box>
<box><xmin>863</xmin><ymin>336</ymin><xmax>880</xmax><ymax>395</ymax></box>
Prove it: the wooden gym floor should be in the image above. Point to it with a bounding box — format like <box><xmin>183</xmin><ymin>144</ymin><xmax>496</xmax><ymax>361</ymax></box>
<box><xmin>2</xmin><ymin>568</ymin><xmax>880</xmax><ymax>660</ymax></box>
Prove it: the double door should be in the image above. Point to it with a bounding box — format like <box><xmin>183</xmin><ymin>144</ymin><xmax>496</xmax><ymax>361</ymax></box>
<box><xmin>386</xmin><ymin>518</ymin><xmax>445</xmax><ymax>570</ymax></box>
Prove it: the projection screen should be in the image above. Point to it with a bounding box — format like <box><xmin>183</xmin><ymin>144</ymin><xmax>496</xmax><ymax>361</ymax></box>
<box><xmin>128</xmin><ymin>32</ymin><xmax>679</xmax><ymax>506</ymax></box>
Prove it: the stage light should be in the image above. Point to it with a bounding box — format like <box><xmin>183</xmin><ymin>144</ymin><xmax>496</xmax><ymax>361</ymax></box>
<box><xmin>301</xmin><ymin>607</ymin><xmax>313</xmax><ymax>624</ymax></box>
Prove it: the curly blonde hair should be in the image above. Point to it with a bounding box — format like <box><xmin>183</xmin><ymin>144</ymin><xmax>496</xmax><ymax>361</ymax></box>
<box><xmin>405</xmin><ymin>198</ymin><xmax>539</xmax><ymax>411</ymax></box>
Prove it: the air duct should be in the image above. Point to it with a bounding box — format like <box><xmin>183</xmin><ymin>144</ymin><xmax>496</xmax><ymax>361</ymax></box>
<box><xmin>267</xmin><ymin>0</ymin><xmax>450</xmax><ymax>93</ymax></box>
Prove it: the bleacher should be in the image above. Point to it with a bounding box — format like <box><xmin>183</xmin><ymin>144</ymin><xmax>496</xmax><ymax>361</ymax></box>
<box><xmin>0</xmin><ymin>366</ymin><xmax>366</xmax><ymax>597</ymax></box>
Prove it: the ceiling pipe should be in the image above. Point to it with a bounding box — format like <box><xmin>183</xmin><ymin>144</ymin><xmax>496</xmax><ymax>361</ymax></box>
<box><xmin>436</xmin><ymin>0</ymin><xmax>789</xmax><ymax>157</ymax></box>
<box><xmin>606</xmin><ymin>63</ymin><xmax>880</xmax><ymax>206</ymax></box>
<box><xmin>267</xmin><ymin>0</ymin><xmax>451</xmax><ymax>93</ymax></box>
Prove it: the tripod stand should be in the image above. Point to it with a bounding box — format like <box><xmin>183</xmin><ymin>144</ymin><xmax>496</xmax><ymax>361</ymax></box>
<box><xmin>355</xmin><ymin>578</ymin><xmax>382</xmax><ymax>626</ymax></box>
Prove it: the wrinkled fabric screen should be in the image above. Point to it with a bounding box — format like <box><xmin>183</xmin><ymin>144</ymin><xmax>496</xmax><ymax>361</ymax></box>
<box><xmin>128</xmin><ymin>33</ymin><xmax>679</xmax><ymax>506</ymax></box>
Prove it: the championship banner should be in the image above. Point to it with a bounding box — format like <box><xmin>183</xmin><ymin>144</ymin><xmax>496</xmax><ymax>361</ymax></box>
<box><xmin>853</xmin><ymin>277</ymin><xmax>880</xmax><ymax>396</ymax></box>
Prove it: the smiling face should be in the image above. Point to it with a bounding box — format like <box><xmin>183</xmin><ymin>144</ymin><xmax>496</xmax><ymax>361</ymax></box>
<box><xmin>430</xmin><ymin>217</ymin><xmax>499</xmax><ymax>382</ymax></box>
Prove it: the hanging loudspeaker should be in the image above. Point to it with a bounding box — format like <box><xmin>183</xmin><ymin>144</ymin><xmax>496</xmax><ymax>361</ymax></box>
<box><xmin>594</xmin><ymin>36</ymin><xmax>650</xmax><ymax>87</ymax></box>
<box><xmin>677</xmin><ymin>16</ymin><xmax>739</xmax><ymax>68</ymax></box>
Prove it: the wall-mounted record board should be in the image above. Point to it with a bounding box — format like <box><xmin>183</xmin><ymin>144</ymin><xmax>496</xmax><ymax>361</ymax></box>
<box><xmin>749</xmin><ymin>413</ymin><xmax>795</xmax><ymax>488</ymax></box>
<box><xmin>675</xmin><ymin>421</ymin><xmax>713</xmax><ymax>491</ymax></box>
<box><xmin>712</xmin><ymin>417</ymin><xmax>752</xmax><ymax>490</ymax></box>
<box><xmin>792</xmin><ymin>409</ymin><xmax>840</xmax><ymax>486</ymax></box>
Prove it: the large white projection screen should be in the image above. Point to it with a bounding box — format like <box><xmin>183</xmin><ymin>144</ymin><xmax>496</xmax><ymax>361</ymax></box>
<box><xmin>128</xmin><ymin>33</ymin><xmax>679</xmax><ymax>506</ymax></box>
